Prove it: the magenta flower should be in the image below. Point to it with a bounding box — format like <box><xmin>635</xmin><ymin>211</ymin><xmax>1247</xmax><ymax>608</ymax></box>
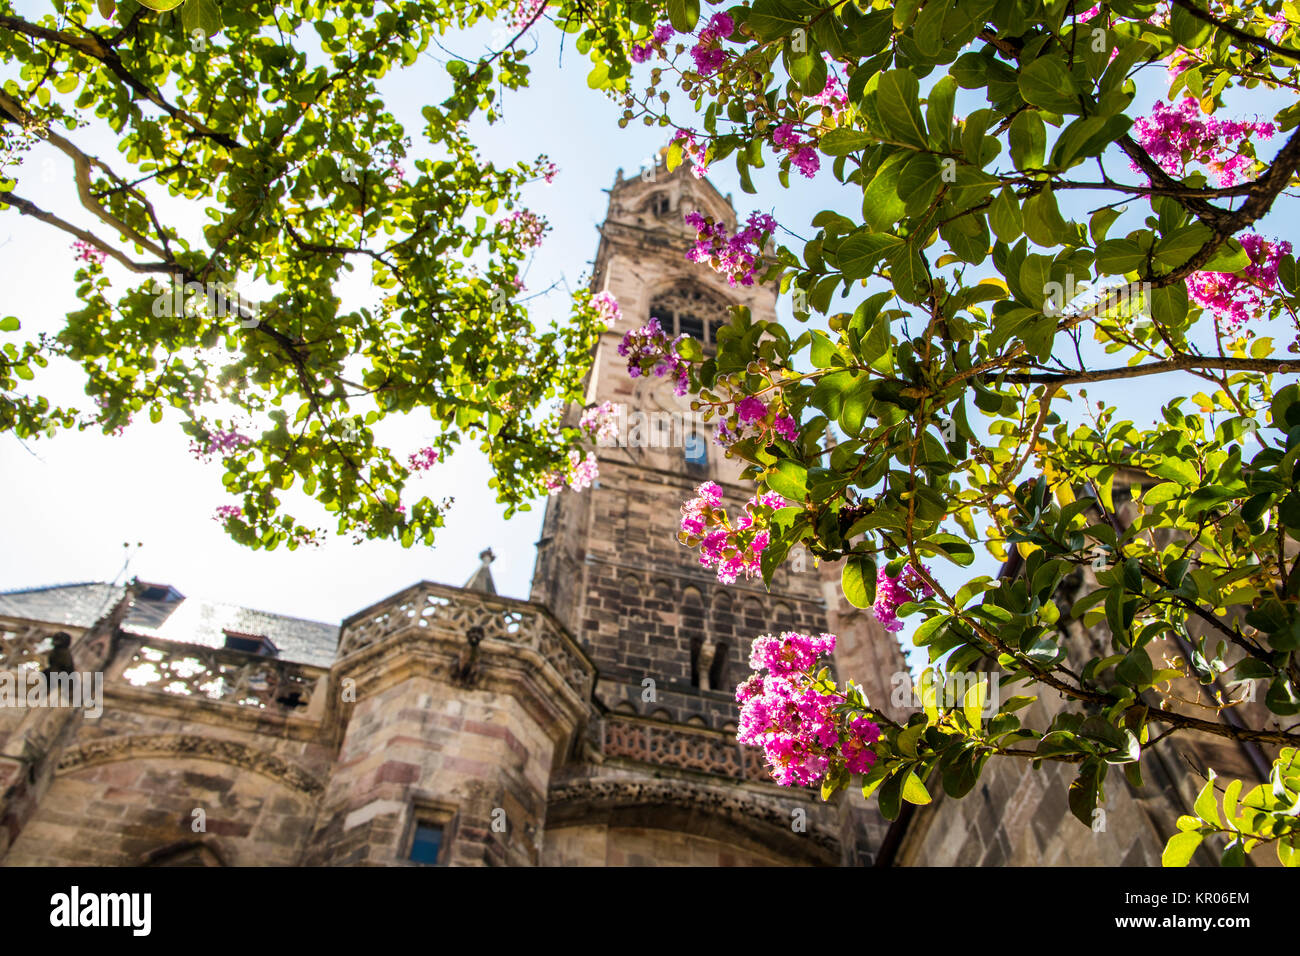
<box><xmin>71</xmin><ymin>240</ymin><xmax>107</xmax><ymax>266</ymax></box>
<box><xmin>618</xmin><ymin>319</ymin><xmax>691</xmax><ymax>395</ymax></box>
<box><xmin>1186</xmin><ymin>232</ymin><xmax>1292</xmax><ymax>330</ymax></box>
<box><xmin>871</xmin><ymin>564</ymin><xmax>936</xmax><ymax>633</ymax></box>
<box><xmin>190</xmin><ymin>428</ymin><xmax>252</xmax><ymax>461</ymax></box>
<box><xmin>504</xmin><ymin>208</ymin><xmax>548</xmax><ymax>248</ymax></box>
<box><xmin>684</xmin><ymin>209</ymin><xmax>777</xmax><ymax>287</ymax></box>
<box><xmin>679</xmin><ymin>484</ymin><xmax>786</xmax><ymax>584</ymax></box>
<box><xmin>591</xmin><ymin>291</ymin><xmax>622</xmax><ymax>326</ymax></box>
<box><xmin>580</xmin><ymin>401</ymin><xmax>620</xmax><ymax>444</ymax></box>
<box><xmin>407</xmin><ymin>446</ymin><xmax>440</xmax><ymax>472</ymax></box>
<box><xmin>737</xmin><ymin>631</ymin><xmax>882</xmax><ymax>787</ymax></box>
<box><xmin>213</xmin><ymin>505</ymin><xmax>243</xmax><ymax>522</ymax></box>
<box><xmin>1132</xmin><ymin>98</ymin><xmax>1274</xmax><ymax>188</ymax></box>
<box><xmin>735</xmin><ymin>396</ymin><xmax>768</xmax><ymax>423</ymax></box>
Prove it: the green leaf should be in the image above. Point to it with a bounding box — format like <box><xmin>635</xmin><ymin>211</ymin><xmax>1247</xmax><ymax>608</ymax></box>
<box><xmin>767</xmin><ymin>460</ymin><xmax>808</xmax><ymax>500</ymax></box>
<box><xmin>1161</xmin><ymin>830</ymin><xmax>1203</xmax><ymax>867</ymax></box>
<box><xmin>842</xmin><ymin>554</ymin><xmax>877</xmax><ymax>609</ymax></box>
<box><xmin>666</xmin><ymin>0</ymin><xmax>700</xmax><ymax>32</ymax></box>
<box><xmin>182</xmin><ymin>0</ymin><xmax>222</xmax><ymax>36</ymax></box>
<box><xmin>876</xmin><ymin>70</ymin><xmax>929</xmax><ymax>149</ymax></box>
<box><xmin>901</xmin><ymin>770</ymin><xmax>932</xmax><ymax>805</ymax></box>
<box><xmin>838</xmin><ymin>230</ymin><xmax>902</xmax><ymax>280</ymax></box>
<box><xmin>1194</xmin><ymin>774</ymin><xmax>1222</xmax><ymax>828</ymax></box>
<box><xmin>1018</xmin><ymin>56</ymin><xmax>1080</xmax><ymax>115</ymax></box>
<box><xmin>820</xmin><ymin>129</ymin><xmax>875</xmax><ymax>156</ymax></box>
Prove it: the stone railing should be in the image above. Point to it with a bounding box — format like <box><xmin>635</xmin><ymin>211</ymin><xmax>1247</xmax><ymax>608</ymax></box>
<box><xmin>337</xmin><ymin>582</ymin><xmax>592</xmax><ymax>700</ymax></box>
<box><xmin>0</xmin><ymin>621</ymin><xmax>64</xmax><ymax>672</ymax></box>
<box><xmin>115</xmin><ymin>635</ymin><xmax>324</xmax><ymax>713</ymax></box>
<box><xmin>601</xmin><ymin>713</ymin><xmax>770</xmax><ymax>783</ymax></box>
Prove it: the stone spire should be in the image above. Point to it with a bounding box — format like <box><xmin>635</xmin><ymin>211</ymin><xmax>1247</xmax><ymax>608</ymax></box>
<box><xmin>463</xmin><ymin>548</ymin><xmax>497</xmax><ymax>594</ymax></box>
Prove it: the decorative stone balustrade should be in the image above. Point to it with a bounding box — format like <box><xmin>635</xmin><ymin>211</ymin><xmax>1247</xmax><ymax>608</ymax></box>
<box><xmin>337</xmin><ymin>582</ymin><xmax>592</xmax><ymax>700</ymax></box>
<box><xmin>116</xmin><ymin>636</ymin><xmax>323</xmax><ymax>712</ymax></box>
<box><xmin>602</xmin><ymin>713</ymin><xmax>771</xmax><ymax>783</ymax></box>
<box><xmin>0</xmin><ymin>622</ymin><xmax>61</xmax><ymax>672</ymax></box>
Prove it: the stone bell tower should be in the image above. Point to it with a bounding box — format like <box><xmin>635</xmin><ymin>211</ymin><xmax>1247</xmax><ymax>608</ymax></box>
<box><xmin>531</xmin><ymin>156</ymin><xmax>909</xmax><ymax>865</ymax></box>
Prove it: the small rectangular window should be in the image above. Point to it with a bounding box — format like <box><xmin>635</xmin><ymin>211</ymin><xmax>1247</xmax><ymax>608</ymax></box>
<box><xmin>409</xmin><ymin>822</ymin><xmax>443</xmax><ymax>864</ymax></box>
<box><xmin>222</xmin><ymin>630</ymin><xmax>278</xmax><ymax>657</ymax></box>
<box><xmin>684</xmin><ymin>431</ymin><xmax>708</xmax><ymax>468</ymax></box>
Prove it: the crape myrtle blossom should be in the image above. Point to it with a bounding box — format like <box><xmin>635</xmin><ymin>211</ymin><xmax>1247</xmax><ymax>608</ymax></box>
<box><xmin>1132</xmin><ymin>97</ymin><xmax>1274</xmax><ymax>188</ymax></box>
<box><xmin>810</xmin><ymin>73</ymin><xmax>849</xmax><ymax>120</ymax></box>
<box><xmin>737</xmin><ymin>631</ymin><xmax>883</xmax><ymax>786</ymax></box>
<box><xmin>715</xmin><ymin>394</ymin><xmax>800</xmax><ymax>447</ymax></box>
<box><xmin>71</xmin><ymin>240</ymin><xmax>107</xmax><ymax>266</ymax></box>
<box><xmin>1186</xmin><ymin>232</ymin><xmax>1292</xmax><ymax>330</ymax></box>
<box><xmin>190</xmin><ymin>428</ymin><xmax>252</xmax><ymax>461</ymax></box>
<box><xmin>684</xmin><ymin>209</ymin><xmax>778</xmax><ymax>287</ymax></box>
<box><xmin>543</xmin><ymin>449</ymin><xmax>599</xmax><ymax>495</ymax></box>
<box><xmin>690</xmin><ymin>12</ymin><xmax>734</xmax><ymax>76</ymax></box>
<box><xmin>407</xmin><ymin>446</ymin><xmax>439</xmax><ymax>472</ymax></box>
<box><xmin>679</xmin><ymin>481</ymin><xmax>785</xmax><ymax>584</ymax></box>
<box><xmin>618</xmin><ymin>318</ymin><xmax>691</xmax><ymax>395</ymax></box>
<box><xmin>213</xmin><ymin>504</ymin><xmax>243</xmax><ymax>523</ymax></box>
<box><xmin>591</xmin><ymin>291</ymin><xmax>621</xmax><ymax>326</ymax></box>
<box><xmin>630</xmin><ymin>22</ymin><xmax>676</xmax><ymax>63</ymax></box>
<box><xmin>1268</xmin><ymin>12</ymin><xmax>1290</xmax><ymax>43</ymax></box>
<box><xmin>672</xmin><ymin>128</ymin><xmax>710</xmax><ymax>178</ymax></box>
<box><xmin>770</xmin><ymin>123</ymin><xmax>820</xmax><ymax>179</ymax></box>
<box><xmin>579</xmin><ymin>400</ymin><xmax>620</xmax><ymax>444</ymax></box>
<box><xmin>503</xmin><ymin>208</ymin><xmax>548</xmax><ymax>248</ymax></box>
<box><xmin>872</xmin><ymin>563</ymin><xmax>936</xmax><ymax>633</ymax></box>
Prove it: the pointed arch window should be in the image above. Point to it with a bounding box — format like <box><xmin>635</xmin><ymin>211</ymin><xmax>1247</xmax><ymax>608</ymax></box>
<box><xmin>648</xmin><ymin>286</ymin><xmax>730</xmax><ymax>347</ymax></box>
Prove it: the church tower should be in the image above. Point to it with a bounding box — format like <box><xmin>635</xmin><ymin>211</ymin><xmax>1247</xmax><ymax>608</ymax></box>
<box><xmin>531</xmin><ymin>156</ymin><xmax>908</xmax><ymax>865</ymax></box>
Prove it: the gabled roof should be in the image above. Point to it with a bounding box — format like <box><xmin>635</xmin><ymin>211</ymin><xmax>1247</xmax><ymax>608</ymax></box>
<box><xmin>0</xmin><ymin>582</ymin><xmax>338</xmax><ymax>668</ymax></box>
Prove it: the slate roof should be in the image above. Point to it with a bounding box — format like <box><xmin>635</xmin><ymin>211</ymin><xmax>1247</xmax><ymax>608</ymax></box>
<box><xmin>0</xmin><ymin>581</ymin><xmax>339</xmax><ymax>668</ymax></box>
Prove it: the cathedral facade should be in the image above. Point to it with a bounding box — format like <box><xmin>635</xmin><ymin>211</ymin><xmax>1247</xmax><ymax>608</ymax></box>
<box><xmin>0</xmin><ymin>160</ymin><xmax>904</xmax><ymax>867</ymax></box>
<box><xmin>0</xmin><ymin>160</ymin><xmax>1266</xmax><ymax>867</ymax></box>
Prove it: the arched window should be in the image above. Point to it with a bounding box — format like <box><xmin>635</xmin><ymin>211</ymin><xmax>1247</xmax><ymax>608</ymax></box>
<box><xmin>649</xmin><ymin>286</ymin><xmax>730</xmax><ymax>346</ymax></box>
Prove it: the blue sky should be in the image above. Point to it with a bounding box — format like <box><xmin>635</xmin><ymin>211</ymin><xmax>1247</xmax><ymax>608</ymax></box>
<box><xmin>0</xmin><ymin>4</ymin><xmax>1290</xmax><ymax>640</ymax></box>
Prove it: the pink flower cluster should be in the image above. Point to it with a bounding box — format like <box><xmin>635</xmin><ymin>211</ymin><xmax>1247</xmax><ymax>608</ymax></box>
<box><xmin>544</xmin><ymin>449</ymin><xmax>599</xmax><ymax>495</ymax></box>
<box><xmin>1187</xmin><ymin>232</ymin><xmax>1292</xmax><ymax>330</ymax></box>
<box><xmin>618</xmin><ymin>318</ymin><xmax>690</xmax><ymax>396</ymax></box>
<box><xmin>505</xmin><ymin>209</ymin><xmax>547</xmax><ymax>248</ymax></box>
<box><xmin>407</xmin><ymin>446</ymin><xmax>439</xmax><ymax>472</ymax></box>
<box><xmin>689</xmin><ymin>12</ymin><xmax>734</xmax><ymax>76</ymax></box>
<box><xmin>580</xmin><ymin>401</ymin><xmax>619</xmax><ymax>444</ymax></box>
<box><xmin>508</xmin><ymin>0</ymin><xmax>545</xmax><ymax>29</ymax></box>
<box><xmin>772</xmin><ymin>124</ymin><xmax>820</xmax><ymax>179</ymax></box>
<box><xmin>591</xmin><ymin>291</ymin><xmax>621</xmax><ymax>326</ymax></box>
<box><xmin>1133</xmin><ymin>97</ymin><xmax>1275</xmax><ymax>187</ymax></box>
<box><xmin>190</xmin><ymin>428</ymin><xmax>252</xmax><ymax>461</ymax></box>
<box><xmin>715</xmin><ymin>395</ymin><xmax>800</xmax><ymax>447</ymax></box>
<box><xmin>672</xmin><ymin>129</ymin><xmax>711</xmax><ymax>179</ymax></box>
<box><xmin>1268</xmin><ymin>12</ymin><xmax>1289</xmax><ymax>43</ymax></box>
<box><xmin>679</xmin><ymin>481</ymin><xmax>785</xmax><ymax>584</ymax></box>
<box><xmin>630</xmin><ymin>22</ymin><xmax>675</xmax><ymax>63</ymax></box>
<box><xmin>213</xmin><ymin>505</ymin><xmax>242</xmax><ymax>522</ymax></box>
<box><xmin>384</xmin><ymin>157</ymin><xmax>406</xmax><ymax>183</ymax></box>
<box><xmin>539</xmin><ymin>159</ymin><xmax>558</xmax><ymax>183</ymax></box>
<box><xmin>872</xmin><ymin>564</ymin><xmax>936</xmax><ymax>633</ymax></box>
<box><xmin>684</xmin><ymin>209</ymin><xmax>778</xmax><ymax>287</ymax></box>
<box><xmin>736</xmin><ymin>631</ymin><xmax>882</xmax><ymax>786</ymax></box>
<box><xmin>810</xmin><ymin>75</ymin><xmax>849</xmax><ymax>119</ymax></box>
<box><xmin>71</xmin><ymin>240</ymin><xmax>107</xmax><ymax>266</ymax></box>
